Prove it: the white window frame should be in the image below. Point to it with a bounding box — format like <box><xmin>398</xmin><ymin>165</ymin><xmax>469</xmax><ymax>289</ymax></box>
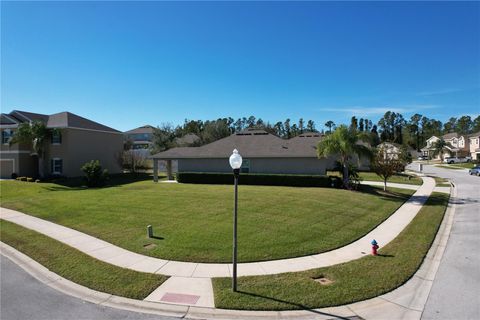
<box><xmin>51</xmin><ymin>131</ymin><xmax>62</xmax><ymax>145</ymax></box>
<box><xmin>51</xmin><ymin>158</ymin><xmax>63</xmax><ymax>175</ymax></box>
<box><xmin>2</xmin><ymin>129</ymin><xmax>13</xmax><ymax>145</ymax></box>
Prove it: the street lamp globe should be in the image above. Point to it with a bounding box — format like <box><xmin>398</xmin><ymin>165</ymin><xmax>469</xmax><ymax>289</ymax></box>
<box><xmin>229</xmin><ymin>149</ymin><xmax>242</xmax><ymax>170</ymax></box>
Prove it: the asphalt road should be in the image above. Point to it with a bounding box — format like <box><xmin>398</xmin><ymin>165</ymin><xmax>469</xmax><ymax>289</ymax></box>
<box><xmin>418</xmin><ymin>164</ymin><xmax>480</xmax><ymax>320</ymax></box>
<box><xmin>0</xmin><ymin>256</ymin><xmax>179</xmax><ymax>320</ymax></box>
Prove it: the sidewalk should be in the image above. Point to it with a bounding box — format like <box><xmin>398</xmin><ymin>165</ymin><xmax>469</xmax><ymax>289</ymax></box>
<box><xmin>0</xmin><ymin>176</ymin><xmax>435</xmax><ymax>308</ymax></box>
<box><xmin>0</xmin><ymin>176</ymin><xmax>454</xmax><ymax>319</ymax></box>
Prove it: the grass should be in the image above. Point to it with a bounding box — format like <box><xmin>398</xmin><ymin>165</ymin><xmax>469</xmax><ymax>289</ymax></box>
<box><xmin>213</xmin><ymin>192</ymin><xmax>449</xmax><ymax>310</ymax></box>
<box><xmin>327</xmin><ymin>171</ymin><xmax>422</xmax><ymax>185</ymax></box>
<box><xmin>0</xmin><ymin>174</ymin><xmax>414</xmax><ymax>263</ymax></box>
<box><xmin>437</xmin><ymin>162</ymin><xmax>475</xmax><ymax>169</ymax></box>
<box><xmin>432</xmin><ymin>176</ymin><xmax>450</xmax><ymax>187</ymax></box>
<box><xmin>0</xmin><ymin>220</ymin><xmax>167</xmax><ymax>299</ymax></box>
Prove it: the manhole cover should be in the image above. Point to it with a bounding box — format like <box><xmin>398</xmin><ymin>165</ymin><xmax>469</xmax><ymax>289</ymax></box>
<box><xmin>313</xmin><ymin>277</ymin><xmax>334</xmax><ymax>285</ymax></box>
<box><xmin>143</xmin><ymin>243</ymin><xmax>157</xmax><ymax>250</ymax></box>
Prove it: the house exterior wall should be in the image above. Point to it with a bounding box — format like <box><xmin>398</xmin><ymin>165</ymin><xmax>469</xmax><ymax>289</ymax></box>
<box><xmin>470</xmin><ymin>136</ymin><xmax>480</xmax><ymax>160</ymax></box>
<box><xmin>43</xmin><ymin>128</ymin><xmax>124</xmax><ymax>177</ymax></box>
<box><xmin>0</xmin><ymin>129</ymin><xmax>36</xmax><ymax>178</ymax></box>
<box><xmin>177</xmin><ymin>157</ymin><xmax>333</xmax><ymax>175</ymax></box>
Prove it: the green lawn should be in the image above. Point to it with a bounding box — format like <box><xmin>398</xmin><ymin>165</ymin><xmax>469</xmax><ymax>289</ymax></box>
<box><xmin>213</xmin><ymin>192</ymin><xmax>449</xmax><ymax>310</ymax></box>
<box><xmin>437</xmin><ymin>163</ymin><xmax>475</xmax><ymax>169</ymax></box>
<box><xmin>0</xmin><ymin>175</ymin><xmax>414</xmax><ymax>263</ymax></box>
<box><xmin>432</xmin><ymin>176</ymin><xmax>450</xmax><ymax>187</ymax></box>
<box><xmin>327</xmin><ymin>171</ymin><xmax>422</xmax><ymax>185</ymax></box>
<box><xmin>0</xmin><ymin>220</ymin><xmax>167</xmax><ymax>299</ymax></box>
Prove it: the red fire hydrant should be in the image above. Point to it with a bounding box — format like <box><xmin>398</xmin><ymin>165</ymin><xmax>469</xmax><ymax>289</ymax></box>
<box><xmin>371</xmin><ymin>239</ymin><xmax>379</xmax><ymax>256</ymax></box>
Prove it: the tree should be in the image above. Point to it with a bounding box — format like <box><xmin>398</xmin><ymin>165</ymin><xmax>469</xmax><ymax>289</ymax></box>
<box><xmin>152</xmin><ymin>124</ymin><xmax>176</xmax><ymax>153</ymax></box>
<box><xmin>324</xmin><ymin>120</ymin><xmax>335</xmax><ymax>134</ymax></box>
<box><xmin>372</xmin><ymin>145</ymin><xmax>406</xmax><ymax>191</ymax></box>
<box><xmin>284</xmin><ymin>118</ymin><xmax>291</xmax><ymax>138</ymax></box>
<box><xmin>298</xmin><ymin>118</ymin><xmax>305</xmax><ymax>134</ymax></box>
<box><xmin>246</xmin><ymin>116</ymin><xmax>256</xmax><ymax>128</ymax></box>
<box><xmin>11</xmin><ymin>121</ymin><xmax>58</xmax><ymax>178</ymax></box>
<box><xmin>350</xmin><ymin>116</ymin><xmax>358</xmax><ymax>131</ymax></box>
<box><xmin>473</xmin><ymin>116</ymin><xmax>480</xmax><ymax>133</ymax></box>
<box><xmin>306</xmin><ymin>120</ymin><xmax>316</xmax><ymax>132</ymax></box>
<box><xmin>432</xmin><ymin>138</ymin><xmax>451</xmax><ymax>161</ymax></box>
<box><xmin>117</xmin><ymin>150</ymin><xmax>147</xmax><ymax>173</ymax></box>
<box><xmin>317</xmin><ymin>125</ymin><xmax>372</xmax><ymax>188</ymax></box>
<box><xmin>456</xmin><ymin>116</ymin><xmax>472</xmax><ymax>134</ymax></box>
<box><xmin>359</xmin><ymin>118</ymin><xmax>365</xmax><ymax>132</ymax></box>
<box><xmin>443</xmin><ymin>117</ymin><xmax>457</xmax><ymax>133</ymax></box>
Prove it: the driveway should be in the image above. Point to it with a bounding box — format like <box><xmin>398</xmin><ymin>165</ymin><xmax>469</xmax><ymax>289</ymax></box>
<box><xmin>0</xmin><ymin>256</ymin><xmax>179</xmax><ymax>320</ymax></box>
<box><xmin>418</xmin><ymin>164</ymin><xmax>480</xmax><ymax>320</ymax></box>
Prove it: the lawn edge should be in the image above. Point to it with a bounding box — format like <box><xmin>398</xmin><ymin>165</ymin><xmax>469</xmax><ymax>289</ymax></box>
<box><xmin>0</xmin><ymin>186</ymin><xmax>455</xmax><ymax>318</ymax></box>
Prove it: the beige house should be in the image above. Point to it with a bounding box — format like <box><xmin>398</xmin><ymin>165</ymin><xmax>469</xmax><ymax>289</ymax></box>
<box><xmin>421</xmin><ymin>132</ymin><xmax>470</xmax><ymax>160</ymax></box>
<box><xmin>150</xmin><ymin>129</ymin><xmax>370</xmax><ymax>181</ymax></box>
<box><xmin>0</xmin><ymin>110</ymin><xmax>124</xmax><ymax>178</ymax></box>
<box><xmin>468</xmin><ymin>132</ymin><xmax>480</xmax><ymax>160</ymax></box>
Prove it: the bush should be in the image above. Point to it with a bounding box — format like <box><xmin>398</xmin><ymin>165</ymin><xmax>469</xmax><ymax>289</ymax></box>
<box><xmin>35</xmin><ymin>179</ymin><xmax>41</xmax><ymax>183</ymax></box>
<box><xmin>19</xmin><ymin>177</ymin><xmax>27</xmax><ymax>181</ymax></box>
<box><xmin>26</xmin><ymin>177</ymin><xmax>34</xmax><ymax>182</ymax></box>
<box><xmin>11</xmin><ymin>173</ymin><xmax>18</xmax><ymax>179</ymax></box>
<box><xmin>176</xmin><ymin>172</ymin><xmax>338</xmax><ymax>188</ymax></box>
<box><xmin>81</xmin><ymin>160</ymin><xmax>109</xmax><ymax>187</ymax></box>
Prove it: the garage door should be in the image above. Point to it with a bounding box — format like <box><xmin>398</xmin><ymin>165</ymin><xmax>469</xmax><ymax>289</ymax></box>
<box><xmin>0</xmin><ymin>160</ymin><xmax>14</xmax><ymax>179</ymax></box>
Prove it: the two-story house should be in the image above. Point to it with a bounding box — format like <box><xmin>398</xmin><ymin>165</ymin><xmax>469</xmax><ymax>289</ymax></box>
<box><xmin>421</xmin><ymin>132</ymin><xmax>470</xmax><ymax>160</ymax></box>
<box><xmin>0</xmin><ymin>110</ymin><xmax>124</xmax><ymax>179</ymax></box>
<box><xmin>124</xmin><ymin>125</ymin><xmax>155</xmax><ymax>150</ymax></box>
<box><xmin>468</xmin><ymin>132</ymin><xmax>480</xmax><ymax>161</ymax></box>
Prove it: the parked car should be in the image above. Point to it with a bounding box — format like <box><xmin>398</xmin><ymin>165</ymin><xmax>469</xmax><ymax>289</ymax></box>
<box><xmin>468</xmin><ymin>166</ymin><xmax>480</xmax><ymax>176</ymax></box>
<box><xmin>418</xmin><ymin>155</ymin><xmax>429</xmax><ymax>160</ymax></box>
<box><xmin>443</xmin><ymin>157</ymin><xmax>471</xmax><ymax>164</ymax></box>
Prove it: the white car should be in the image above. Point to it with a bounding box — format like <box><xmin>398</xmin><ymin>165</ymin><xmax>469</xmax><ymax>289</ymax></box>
<box><xmin>443</xmin><ymin>157</ymin><xmax>472</xmax><ymax>164</ymax></box>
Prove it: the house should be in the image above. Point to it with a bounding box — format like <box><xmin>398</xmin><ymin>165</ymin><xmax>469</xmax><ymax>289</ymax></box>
<box><xmin>124</xmin><ymin>125</ymin><xmax>155</xmax><ymax>150</ymax></box>
<box><xmin>0</xmin><ymin>110</ymin><xmax>123</xmax><ymax>178</ymax></box>
<box><xmin>421</xmin><ymin>132</ymin><xmax>470</xmax><ymax>160</ymax></box>
<box><xmin>468</xmin><ymin>132</ymin><xmax>480</xmax><ymax>160</ymax></box>
<box><xmin>150</xmin><ymin>129</ymin><xmax>339</xmax><ymax>181</ymax></box>
<box><xmin>377</xmin><ymin>142</ymin><xmax>402</xmax><ymax>160</ymax></box>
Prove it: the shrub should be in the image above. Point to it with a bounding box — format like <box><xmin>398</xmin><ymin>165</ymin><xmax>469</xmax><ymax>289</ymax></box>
<box><xmin>35</xmin><ymin>179</ymin><xmax>41</xmax><ymax>183</ymax></box>
<box><xmin>176</xmin><ymin>172</ymin><xmax>338</xmax><ymax>188</ymax></box>
<box><xmin>19</xmin><ymin>177</ymin><xmax>27</xmax><ymax>181</ymax></box>
<box><xmin>11</xmin><ymin>173</ymin><xmax>18</xmax><ymax>179</ymax></box>
<box><xmin>26</xmin><ymin>177</ymin><xmax>34</xmax><ymax>182</ymax></box>
<box><xmin>81</xmin><ymin>160</ymin><xmax>109</xmax><ymax>187</ymax></box>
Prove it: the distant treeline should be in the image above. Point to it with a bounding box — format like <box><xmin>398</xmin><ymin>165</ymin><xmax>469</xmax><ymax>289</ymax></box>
<box><xmin>151</xmin><ymin>113</ymin><xmax>480</xmax><ymax>153</ymax></box>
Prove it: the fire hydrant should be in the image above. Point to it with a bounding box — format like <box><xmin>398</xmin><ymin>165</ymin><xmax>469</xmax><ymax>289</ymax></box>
<box><xmin>371</xmin><ymin>239</ymin><xmax>379</xmax><ymax>256</ymax></box>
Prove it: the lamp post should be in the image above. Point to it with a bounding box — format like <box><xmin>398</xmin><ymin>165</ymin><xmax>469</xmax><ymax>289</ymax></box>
<box><xmin>229</xmin><ymin>149</ymin><xmax>242</xmax><ymax>292</ymax></box>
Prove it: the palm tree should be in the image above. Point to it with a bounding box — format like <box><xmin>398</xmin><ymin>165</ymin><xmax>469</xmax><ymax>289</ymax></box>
<box><xmin>324</xmin><ymin>120</ymin><xmax>335</xmax><ymax>134</ymax></box>
<box><xmin>317</xmin><ymin>125</ymin><xmax>372</xmax><ymax>188</ymax></box>
<box><xmin>11</xmin><ymin>121</ymin><xmax>56</xmax><ymax>178</ymax></box>
<box><xmin>432</xmin><ymin>138</ymin><xmax>451</xmax><ymax>161</ymax></box>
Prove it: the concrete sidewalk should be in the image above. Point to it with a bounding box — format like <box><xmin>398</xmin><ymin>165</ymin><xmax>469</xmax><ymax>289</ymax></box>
<box><xmin>0</xmin><ymin>176</ymin><xmax>436</xmax><ymax>308</ymax></box>
<box><xmin>0</xmin><ymin>176</ymin><xmax>454</xmax><ymax>319</ymax></box>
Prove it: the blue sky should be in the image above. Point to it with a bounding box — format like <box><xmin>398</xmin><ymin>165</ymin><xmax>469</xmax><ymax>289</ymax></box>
<box><xmin>1</xmin><ymin>1</ymin><xmax>479</xmax><ymax>131</ymax></box>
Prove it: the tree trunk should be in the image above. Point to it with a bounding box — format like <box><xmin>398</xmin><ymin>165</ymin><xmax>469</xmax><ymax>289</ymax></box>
<box><xmin>38</xmin><ymin>156</ymin><xmax>45</xmax><ymax>178</ymax></box>
<box><xmin>343</xmin><ymin>164</ymin><xmax>349</xmax><ymax>188</ymax></box>
<box><xmin>384</xmin><ymin>178</ymin><xmax>387</xmax><ymax>191</ymax></box>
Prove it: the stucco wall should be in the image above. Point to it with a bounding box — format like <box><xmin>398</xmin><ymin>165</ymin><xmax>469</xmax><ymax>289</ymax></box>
<box><xmin>44</xmin><ymin>128</ymin><xmax>124</xmax><ymax>177</ymax></box>
<box><xmin>178</xmin><ymin>157</ymin><xmax>334</xmax><ymax>175</ymax></box>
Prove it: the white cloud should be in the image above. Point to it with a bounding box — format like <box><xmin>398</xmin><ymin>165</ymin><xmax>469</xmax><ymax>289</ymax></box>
<box><xmin>318</xmin><ymin>104</ymin><xmax>439</xmax><ymax>115</ymax></box>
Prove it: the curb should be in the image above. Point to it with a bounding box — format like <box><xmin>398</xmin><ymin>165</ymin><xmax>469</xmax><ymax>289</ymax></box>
<box><xmin>0</xmin><ymin>186</ymin><xmax>456</xmax><ymax>320</ymax></box>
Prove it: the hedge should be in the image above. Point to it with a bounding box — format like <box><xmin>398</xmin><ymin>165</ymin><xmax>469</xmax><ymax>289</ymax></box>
<box><xmin>176</xmin><ymin>172</ymin><xmax>342</xmax><ymax>188</ymax></box>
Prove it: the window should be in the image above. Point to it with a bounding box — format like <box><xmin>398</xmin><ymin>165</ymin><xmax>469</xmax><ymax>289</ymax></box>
<box><xmin>2</xmin><ymin>129</ymin><xmax>13</xmax><ymax>144</ymax></box>
<box><xmin>51</xmin><ymin>158</ymin><xmax>63</xmax><ymax>174</ymax></box>
<box><xmin>241</xmin><ymin>159</ymin><xmax>250</xmax><ymax>173</ymax></box>
<box><xmin>51</xmin><ymin>131</ymin><xmax>62</xmax><ymax>144</ymax></box>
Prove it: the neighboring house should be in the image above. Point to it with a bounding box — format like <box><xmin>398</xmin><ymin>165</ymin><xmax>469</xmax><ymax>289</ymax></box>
<box><xmin>468</xmin><ymin>132</ymin><xmax>480</xmax><ymax>160</ymax></box>
<box><xmin>377</xmin><ymin>142</ymin><xmax>402</xmax><ymax>160</ymax></box>
<box><xmin>175</xmin><ymin>133</ymin><xmax>200</xmax><ymax>147</ymax></box>
<box><xmin>421</xmin><ymin>132</ymin><xmax>470</xmax><ymax>160</ymax></box>
<box><xmin>0</xmin><ymin>110</ymin><xmax>123</xmax><ymax>178</ymax></box>
<box><xmin>150</xmin><ymin>129</ymin><xmax>338</xmax><ymax>181</ymax></box>
<box><xmin>124</xmin><ymin>125</ymin><xmax>155</xmax><ymax>150</ymax></box>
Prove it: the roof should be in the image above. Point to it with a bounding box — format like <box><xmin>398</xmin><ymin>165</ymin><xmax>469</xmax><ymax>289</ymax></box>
<box><xmin>152</xmin><ymin>129</ymin><xmax>324</xmax><ymax>159</ymax></box>
<box><xmin>124</xmin><ymin>125</ymin><xmax>155</xmax><ymax>134</ymax></box>
<box><xmin>0</xmin><ymin>110</ymin><xmax>121</xmax><ymax>133</ymax></box>
<box><xmin>442</xmin><ymin>132</ymin><xmax>460</xmax><ymax>140</ymax></box>
<box><xmin>468</xmin><ymin>131</ymin><xmax>480</xmax><ymax>139</ymax></box>
<box><xmin>175</xmin><ymin>133</ymin><xmax>200</xmax><ymax>146</ymax></box>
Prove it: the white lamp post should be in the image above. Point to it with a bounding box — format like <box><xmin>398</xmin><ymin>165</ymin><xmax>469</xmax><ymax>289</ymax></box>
<box><xmin>229</xmin><ymin>149</ymin><xmax>242</xmax><ymax>292</ymax></box>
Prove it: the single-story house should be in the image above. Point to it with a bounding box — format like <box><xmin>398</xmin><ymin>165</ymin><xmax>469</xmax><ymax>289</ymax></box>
<box><xmin>0</xmin><ymin>110</ymin><xmax>124</xmax><ymax>178</ymax></box>
<box><xmin>151</xmin><ymin>129</ymin><xmax>341</xmax><ymax>181</ymax></box>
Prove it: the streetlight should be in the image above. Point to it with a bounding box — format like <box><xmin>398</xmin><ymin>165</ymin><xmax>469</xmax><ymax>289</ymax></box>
<box><xmin>229</xmin><ymin>149</ymin><xmax>242</xmax><ymax>292</ymax></box>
